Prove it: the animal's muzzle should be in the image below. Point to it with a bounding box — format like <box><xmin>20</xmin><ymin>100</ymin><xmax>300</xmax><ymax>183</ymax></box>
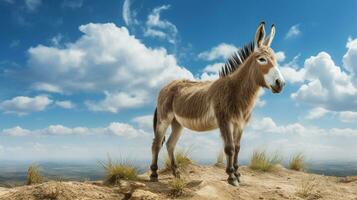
<box><xmin>271</xmin><ymin>79</ymin><xmax>285</xmax><ymax>93</ymax></box>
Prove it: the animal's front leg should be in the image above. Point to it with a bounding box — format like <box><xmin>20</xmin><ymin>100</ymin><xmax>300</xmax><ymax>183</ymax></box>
<box><xmin>233</xmin><ymin>126</ymin><xmax>243</xmax><ymax>182</ymax></box>
<box><xmin>219</xmin><ymin>121</ymin><xmax>239</xmax><ymax>186</ymax></box>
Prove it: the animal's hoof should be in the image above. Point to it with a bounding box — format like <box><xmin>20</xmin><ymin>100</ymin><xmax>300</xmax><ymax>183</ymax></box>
<box><xmin>150</xmin><ymin>174</ymin><xmax>158</xmax><ymax>182</ymax></box>
<box><xmin>234</xmin><ymin>172</ymin><xmax>241</xmax><ymax>183</ymax></box>
<box><xmin>228</xmin><ymin>177</ymin><xmax>239</xmax><ymax>186</ymax></box>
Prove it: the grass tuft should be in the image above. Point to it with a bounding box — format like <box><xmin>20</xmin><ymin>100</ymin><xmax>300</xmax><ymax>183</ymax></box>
<box><xmin>289</xmin><ymin>153</ymin><xmax>306</xmax><ymax>171</ymax></box>
<box><xmin>249</xmin><ymin>150</ymin><xmax>282</xmax><ymax>172</ymax></box>
<box><xmin>100</xmin><ymin>155</ymin><xmax>138</xmax><ymax>185</ymax></box>
<box><xmin>296</xmin><ymin>177</ymin><xmax>320</xmax><ymax>198</ymax></box>
<box><xmin>169</xmin><ymin>177</ymin><xmax>187</xmax><ymax>197</ymax></box>
<box><xmin>164</xmin><ymin>149</ymin><xmax>192</xmax><ymax>171</ymax></box>
<box><xmin>27</xmin><ymin>164</ymin><xmax>44</xmax><ymax>185</ymax></box>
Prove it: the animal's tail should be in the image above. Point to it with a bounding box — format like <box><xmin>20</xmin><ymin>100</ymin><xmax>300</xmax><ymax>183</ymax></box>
<box><xmin>153</xmin><ymin>107</ymin><xmax>158</xmax><ymax>133</ymax></box>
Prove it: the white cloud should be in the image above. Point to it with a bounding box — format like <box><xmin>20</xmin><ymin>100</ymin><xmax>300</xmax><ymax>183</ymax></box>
<box><xmin>291</xmin><ymin>51</ymin><xmax>357</xmax><ymax>111</ymax></box>
<box><xmin>343</xmin><ymin>37</ymin><xmax>357</xmax><ymax>75</ymax></box>
<box><xmin>51</xmin><ymin>33</ymin><xmax>63</xmax><ymax>46</ymax></box>
<box><xmin>1</xmin><ymin>122</ymin><xmax>148</xmax><ymax>138</ymax></box>
<box><xmin>338</xmin><ymin>111</ymin><xmax>357</xmax><ymax>123</ymax></box>
<box><xmin>249</xmin><ymin>117</ymin><xmax>309</xmax><ymax>136</ymax></box>
<box><xmin>27</xmin><ymin>23</ymin><xmax>194</xmax><ymax>113</ymax></box>
<box><xmin>25</xmin><ymin>0</ymin><xmax>42</xmax><ymax>11</ymax></box>
<box><xmin>144</xmin><ymin>5</ymin><xmax>178</xmax><ymax>44</ymax></box>
<box><xmin>106</xmin><ymin>122</ymin><xmax>145</xmax><ymax>138</ymax></box>
<box><xmin>55</xmin><ymin>100</ymin><xmax>75</xmax><ymax>109</ymax></box>
<box><xmin>306</xmin><ymin>107</ymin><xmax>329</xmax><ymax>119</ymax></box>
<box><xmin>32</xmin><ymin>82</ymin><xmax>63</xmax><ymax>93</ymax></box>
<box><xmin>203</xmin><ymin>63</ymin><xmax>224</xmax><ymax>73</ymax></box>
<box><xmin>122</xmin><ymin>0</ymin><xmax>138</xmax><ymax>26</ymax></box>
<box><xmin>2</xmin><ymin>126</ymin><xmax>31</xmax><ymax>136</ymax></box>
<box><xmin>199</xmin><ymin>62</ymin><xmax>223</xmax><ymax>81</ymax></box>
<box><xmin>198</xmin><ymin>43</ymin><xmax>238</xmax><ymax>61</ymax></box>
<box><xmin>275</xmin><ymin>51</ymin><xmax>286</xmax><ymax>62</ymax></box>
<box><xmin>86</xmin><ymin>91</ymin><xmax>148</xmax><ymax>113</ymax></box>
<box><xmin>0</xmin><ymin>95</ymin><xmax>53</xmax><ymax>115</ymax></box>
<box><xmin>279</xmin><ymin>55</ymin><xmax>305</xmax><ymax>84</ymax></box>
<box><xmin>285</xmin><ymin>24</ymin><xmax>301</xmax><ymax>39</ymax></box>
<box><xmin>132</xmin><ymin>115</ymin><xmax>153</xmax><ymax>131</ymax></box>
<box><xmin>256</xmin><ymin>89</ymin><xmax>266</xmax><ymax>107</ymax></box>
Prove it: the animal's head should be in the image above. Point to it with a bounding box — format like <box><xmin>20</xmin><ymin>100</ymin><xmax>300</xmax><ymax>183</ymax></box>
<box><xmin>253</xmin><ymin>22</ymin><xmax>285</xmax><ymax>93</ymax></box>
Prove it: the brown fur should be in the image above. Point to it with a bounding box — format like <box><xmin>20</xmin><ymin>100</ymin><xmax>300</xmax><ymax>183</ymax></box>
<box><xmin>150</xmin><ymin>22</ymin><xmax>281</xmax><ymax>186</ymax></box>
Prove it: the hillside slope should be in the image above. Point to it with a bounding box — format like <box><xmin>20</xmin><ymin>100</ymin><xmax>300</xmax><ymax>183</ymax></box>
<box><xmin>0</xmin><ymin>164</ymin><xmax>356</xmax><ymax>200</ymax></box>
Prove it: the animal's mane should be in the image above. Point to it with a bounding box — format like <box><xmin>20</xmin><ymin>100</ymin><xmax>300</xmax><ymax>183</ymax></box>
<box><xmin>219</xmin><ymin>41</ymin><xmax>255</xmax><ymax>77</ymax></box>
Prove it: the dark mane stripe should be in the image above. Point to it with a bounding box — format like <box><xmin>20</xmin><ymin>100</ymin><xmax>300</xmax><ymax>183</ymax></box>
<box><xmin>219</xmin><ymin>41</ymin><xmax>255</xmax><ymax>77</ymax></box>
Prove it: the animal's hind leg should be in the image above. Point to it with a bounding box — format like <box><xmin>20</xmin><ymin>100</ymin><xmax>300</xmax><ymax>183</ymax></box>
<box><xmin>166</xmin><ymin>118</ymin><xmax>183</xmax><ymax>178</ymax></box>
<box><xmin>150</xmin><ymin>119</ymin><xmax>170</xmax><ymax>182</ymax></box>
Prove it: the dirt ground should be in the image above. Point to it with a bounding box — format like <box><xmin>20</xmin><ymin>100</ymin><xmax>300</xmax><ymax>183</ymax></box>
<box><xmin>1</xmin><ymin>164</ymin><xmax>357</xmax><ymax>200</ymax></box>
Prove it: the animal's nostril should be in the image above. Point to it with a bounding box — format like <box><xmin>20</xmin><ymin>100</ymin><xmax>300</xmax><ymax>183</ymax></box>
<box><xmin>275</xmin><ymin>79</ymin><xmax>281</xmax><ymax>87</ymax></box>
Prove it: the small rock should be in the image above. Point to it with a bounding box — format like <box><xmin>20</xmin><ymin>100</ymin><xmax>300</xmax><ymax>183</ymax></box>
<box><xmin>131</xmin><ymin>189</ymin><xmax>159</xmax><ymax>200</ymax></box>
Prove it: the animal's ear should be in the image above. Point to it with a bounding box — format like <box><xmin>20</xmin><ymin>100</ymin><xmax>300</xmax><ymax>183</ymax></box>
<box><xmin>255</xmin><ymin>21</ymin><xmax>266</xmax><ymax>48</ymax></box>
<box><xmin>264</xmin><ymin>24</ymin><xmax>276</xmax><ymax>47</ymax></box>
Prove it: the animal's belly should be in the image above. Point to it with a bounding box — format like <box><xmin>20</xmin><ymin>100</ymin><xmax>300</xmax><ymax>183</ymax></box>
<box><xmin>175</xmin><ymin>114</ymin><xmax>218</xmax><ymax>132</ymax></box>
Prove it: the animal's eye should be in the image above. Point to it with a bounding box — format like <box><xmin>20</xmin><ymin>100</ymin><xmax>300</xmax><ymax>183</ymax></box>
<box><xmin>258</xmin><ymin>57</ymin><xmax>266</xmax><ymax>62</ymax></box>
<box><xmin>257</xmin><ymin>57</ymin><xmax>267</xmax><ymax>64</ymax></box>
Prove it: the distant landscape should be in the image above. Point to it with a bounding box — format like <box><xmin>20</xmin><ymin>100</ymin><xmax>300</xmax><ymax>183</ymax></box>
<box><xmin>1</xmin><ymin>159</ymin><xmax>357</xmax><ymax>187</ymax></box>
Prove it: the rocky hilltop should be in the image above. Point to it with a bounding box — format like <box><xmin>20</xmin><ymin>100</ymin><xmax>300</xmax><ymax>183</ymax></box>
<box><xmin>0</xmin><ymin>164</ymin><xmax>356</xmax><ymax>200</ymax></box>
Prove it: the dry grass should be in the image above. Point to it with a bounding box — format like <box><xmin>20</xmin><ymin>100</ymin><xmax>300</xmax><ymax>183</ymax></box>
<box><xmin>164</xmin><ymin>149</ymin><xmax>192</xmax><ymax>171</ymax></box>
<box><xmin>169</xmin><ymin>177</ymin><xmax>187</xmax><ymax>197</ymax></box>
<box><xmin>296</xmin><ymin>176</ymin><xmax>321</xmax><ymax>199</ymax></box>
<box><xmin>27</xmin><ymin>164</ymin><xmax>44</xmax><ymax>185</ymax></box>
<box><xmin>99</xmin><ymin>156</ymin><xmax>138</xmax><ymax>185</ymax></box>
<box><xmin>289</xmin><ymin>153</ymin><xmax>306</xmax><ymax>171</ymax></box>
<box><xmin>249</xmin><ymin>150</ymin><xmax>282</xmax><ymax>172</ymax></box>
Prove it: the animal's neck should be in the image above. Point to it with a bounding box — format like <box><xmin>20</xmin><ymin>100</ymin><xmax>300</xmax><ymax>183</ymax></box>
<box><xmin>230</xmin><ymin>58</ymin><xmax>261</xmax><ymax>110</ymax></box>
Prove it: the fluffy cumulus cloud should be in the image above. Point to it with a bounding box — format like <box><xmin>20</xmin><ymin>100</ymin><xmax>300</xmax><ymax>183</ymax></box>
<box><xmin>291</xmin><ymin>51</ymin><xmax>357</xmax><ymax>112</ymax></box>
<box><xmin>0</xmin><ymin>95</ymin><xmax>52</xmax><ymax>115</ymax></box>
<box><xmin>2</xmin><ymin>126</ymin><xmax>31</xmax><ymax>136</ymax></box>
<box><xmin>144</xmin><ymin>5</ymin><xmax>178</xmax><ymax>44</ymax></box>
<box><xmin>1</xmin><ymin>122</ymin><xmax>148</xmax><ymax>138</ymax></box>
<box><xmin>285</xmin><ymin>24</ymin><xmax>301</xmax><ymax>39</ymax></box>
<box><xmin>198</xmin><ymin>43</ymin><xmax>238</xmax><ymax>61</ymax></box>
<box><xmin>343</xmin><ymin>37</ymin><xmax>357</xmax><ymax>76</ymax></box>
<box><xmin>27</xmin><ymin>23</ymin><xmax>193</xmax><ymax>112</ymax></box>
<box><xmin>86</xmin><ymin>91</ymin><xmax>148</xmax><ymax>113</ymax></box>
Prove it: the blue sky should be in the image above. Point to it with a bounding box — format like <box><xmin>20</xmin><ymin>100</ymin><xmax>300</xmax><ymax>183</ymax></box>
<box><xmin>1</xmin><ymin>0</ymin><xmax>357</xmax><ymax>163</ymax></box>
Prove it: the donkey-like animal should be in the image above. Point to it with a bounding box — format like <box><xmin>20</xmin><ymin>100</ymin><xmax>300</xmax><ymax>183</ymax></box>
<box><xmin>150</xmin><ymin>22</ymin><xmax>285</xmax><ymax>186</ymax></box>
